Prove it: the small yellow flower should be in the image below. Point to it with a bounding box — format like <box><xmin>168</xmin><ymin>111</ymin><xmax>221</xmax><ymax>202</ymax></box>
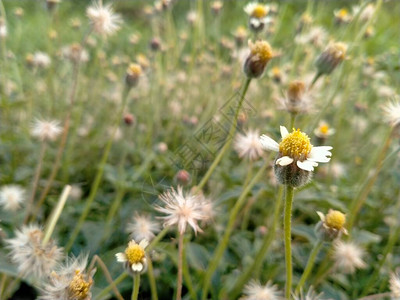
<box><xmin>244</xmin><ymin>3</ymin><xmax>269</xmax><ymax>19</ymax></box>
<box><xmin>325</xmin><ymin>210</ymin><xmax>346</xmax><ymax>230</ymax></box>
<box><xmin>116</xmin><ymin>239</ymin><xmax>148</xmax><ymax>274</ymax></box>
<box><xmin>314</xmin><ymin>121</ymin><xmax>335</xmax><ymax>139</ymax></box>
<box><xmin>316</xmin><ymin>209</ymin><xmax>348</xmax><ymax>241</ymax></box>
<box><xmin>243</xmin><ymin>40</ymin><xmax>273</xmax><ymax>78</ymax></box>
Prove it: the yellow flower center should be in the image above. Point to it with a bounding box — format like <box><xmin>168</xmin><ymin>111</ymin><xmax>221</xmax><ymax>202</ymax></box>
<box><xmin>125</xmin><ymin>244</ymin><xmax>145</xmax><ymax>264</ymax></box>
<box><xmin>249</xmin><ymin>40</ymin><xmax>273</xmax><ymax>64</ymax></box>
<box><xmin>325</xmin><ymin>210</ymin><xmax>346</xmax><ymax>230</ymax></box>
<box><xmin>127</xmin><ymin>63</ymin><xmax>142</xmax><ymax>76</ymax></box>
<box><xmin>337</xmin><ymin>8</ymin><xmax>349</xmax><ymax>18</ymax></box>
<box><xmin>279</xmin><ymin>129</ymin><xmax>312</xmax><ymax>160</ymax></box>
<box><xmin>319</xmin><ymin>124</ymin><xmax>329</xmax><ymax>134</ymax></box>
<box><xmin>251</xmin><ymin>5</ymin><xmax>268</xmax><ymax>18</ymax></box>
<box><xmin>68</xmin><ymin>270</ymin><xmax>92</xmax><ymax>300</ymax></box>
<box><xmin>272</xmin><ymin>66</ymin><xmax>281</xmax><ymax>76</ymax></box>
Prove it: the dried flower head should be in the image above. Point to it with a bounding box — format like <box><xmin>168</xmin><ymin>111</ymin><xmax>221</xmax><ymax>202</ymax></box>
<box><xmin>241</xmin><ymin>280</ymin><xmax>282</xmax><ymax>300</ymax></box>
<box><xmin>31</xmin><ymin>119</ymin><xmax>62</xmax><ymax>142</ymax></box>
<box><xmin>116</xmin><ymin>239</ymin><xmax>148</xmax><ymax>275</ymax></box>
<box><xmin>156</xmin><ymin>186</ymin><xmax>207</xmax><ymax>234</ymax></box>
<box><xmin>334</xmin><ymin>8</ymin><xmax>352</xmax><ymax>24</ymax></box>
<box><xmin>260</xmin><ymin>126</ymin><xmax>332</xmax><ymax>187</ymax></box>
<box><xmin>243</xmin><ymin>40</ymin><xmax>273</xmax><ymax>78</ymax></box>
<box><xmin>86</xmin><ymin>1</ymin><xmax>122</xmax><ymax>36</ymax></box>
<box><xmin>278</xmin><ymin>80</ymin><xmax>312</xmax><ymax>115</ymax></box>
<box><xmin>62</xmin><ymin>43</ymin><xmax>89</xmax><ymax>64</ymax></box>
<box><xmin>333</xmin><ymin>241</ymin><xmax>366</xmax><ymax>274</ymax></box>
<box><xmin>6</xmin><ymin>224</ymin><xmax>63</xmax><ymax>279</ymax></box>
<box><xmin>316</xmin><ymin>209</ymin><xmax>348</xmax><ymax>241</ymax></box>
<box><xmin>293</xmin><ymin>286</ymin><xmax>326</xmax><ymax>300</ymax></box>
<box><xmin>0</xmin><ymin>185</ymin><xmax>25</xmax><ymax>211</ymax></box>
<box><xmin>234</xmin><ymin>129</ymin><xmax>264</xmax><ymax>161</ymax></box>
<box><xmin>33</xmin><ymin>52</ymin><xmax>51</xmax><ymax>68</ymax></box>
<box><xmin>39</xmin><ymin>255</ymin><xmax>95</xmax><ymax>300</ymax></box>
<box><xmin>127</xmin><ymin>214</ymin><xmax>160</xmax><ymax>242</ymax></box>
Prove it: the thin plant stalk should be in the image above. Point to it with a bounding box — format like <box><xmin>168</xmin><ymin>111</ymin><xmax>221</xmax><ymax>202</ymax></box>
<box><xmin>32</xmin><ymin>29</ymin><xmax>93</xmax><ymax>220</ymax></box>
<box><xmin>95</xmin><ymin>273</ymin><xmax>128</xmax><ymax>300</ymax></box>
<box><xmin>295</xmin><ymin>240</ymin><xmax>324</xmax><ymax>294</ymax></box>
<box><xmin>176</xmin><ymin>232</ymin><xmax>184</xmax><ymax>300</ymax></box>
<box><xmin>182</xmin><ymin>237</ymin><xmax>196</xmax><ymax>300</ymax></box>
<box><xmin>347</xmin><ymin>129</ymin><xmax>392</xmax><ymax>231</ymax></box>
<box><xmin>24</xmin><ymin>141</ymin><xmax>47</xmax><ymax>223</ymax></box>
<box><xmin>42</xmin><ymin>185</ymin><xmax>71</xmax><ymax>246</ymax></box>
<box><xmin>284</xmin><ymin>185</ymin><xmax>294</xmax><ymax>299</ymax></box>
<box><xmin>65</xmin><ymin>87</ymin><xmax>131</xmax><ymax>251</ymax></box>
<box><xmin>131</xmin><ymin>274</ymin><xmax>140</xmax><ymax>300</ymax></box>
<box><xmin>147</xmin><ymin>258</ymin><xmax>158</xmax><ymax>300</ymax></box>
<box><xmin>229</xmin><ymin>185</ymin><xmax>284</xmax><ymax>299</ymax></box>
<box><xmin>196</xmin><ymin>78</ymin><xmax>251</xmax><ymax>191</ymax></box>
<box><xmin>201</xmin><ymin>160</ymin><xmax>269</xmax><ymax>300</ymax></box>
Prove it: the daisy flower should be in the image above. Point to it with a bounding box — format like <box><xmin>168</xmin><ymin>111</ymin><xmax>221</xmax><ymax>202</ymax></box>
<box><xmin>314</xmin><ymin>121</ymin><xmax>335</xmax><ymax>139</ymax></box>
<box><xmin>382</xmin><ymin>98</ymin><xmax>400</xmax><ymax>128</ymax></box>
<box><xmin>241</xmin><ymin>280</ymin><xmax>282</xmax><ymax>300</ymax></box>
<box><xmin>390</xmin><ymin>271</ymin><xmax>400</xmax><ymax>299</ymax></box>
<box><xmin>244</xmin><ymin>2</ymin><xmax>271</xmax><ymax>33</ymax></box>
<box><xmin>234</xmin><ymin>129</ymin><xmax>264</xmax><ymax>161</ymax></box>
<box><xmin>115</xmin><ymin>239</ymin><xmax>148</xmax><ymax>274</ymax></box>
<box><xmin>39</xmin><ymin>255</ymin><xmax>95</xmax><ymax>300</ymax></box>
<box><xmin>6</xmin><ymin>224</ymin><xmax>63</xmax><ymax>279</ymax></box>
<box><xmin>31</xmin><ymin>119</ymin><xmax>62</xmax><ymax>142</ymax></box>
<box><xmin>333</xmin><ymin>241</ymin><xmax>366</xmax><ymax>274</ymax></box>
<box><xmin>259</xmin><ymin>126</ymin><xmax>332</xmax><ymax>186</ymax></box>
<box><xmin>0</xmin><ymin>185</ymin><xmax>25</xmax><ymax>211</ymax></box>
<box><xmin>156</xmin><ymin>186</ymin><xmax>207</xmax><ymax>235</ymax></box>
<box><xmin>126</xmin><ymin>214</ymin><xmax>160</xmax><ymax>242</ymax></box>
<box><xmin>86</xmin><ymin>1</ymin><xmax>122</xmax><ymax>36</ymax></box>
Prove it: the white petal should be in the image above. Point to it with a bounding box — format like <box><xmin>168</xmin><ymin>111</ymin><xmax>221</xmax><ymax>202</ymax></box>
<box><xmin>308</xmin><ymin>146</ymin><xmax>332</xmax><ymax>162</ymax></box>
<box><xmin>316</xmin><ymin>211</ymin><xmax>325</xmax><ymax>221</ymax></box>
<box><xmin>115</xmin><ymin>253</ymin><xmax>127</xmax><ymax>262</ymax></box>
<box><xmin>131</xmin><ymin>263</ymin><xmax>143</xmax><ymax>272</ymax></box>
<box><xmin>276</xmin><ymin>156</ymin><xmax>294</xmax><ymax>166</ymax></box>
<box><xmin>139</xmin><ymin>239</ymin><xmax>149</xmax><ymax>249</ymax></box>
<box><xmin>297</xmin><ymin>160</ymin><xmax>317</xmax><ymax>171</ymax></box>
<box><xmin>259</xmin><ymin>135</ymin><xmax>279</xmax><ymax>152</ymax></box>
<box><xmin>280</xmin><ymin>126</ymin><xmax>289</xmax><ymax>138</ymax></box>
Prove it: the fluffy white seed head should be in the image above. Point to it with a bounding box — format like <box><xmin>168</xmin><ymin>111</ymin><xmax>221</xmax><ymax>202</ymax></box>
<box><xmin>333</xmin><ymin>241</ymin><xmax>366</xmax><ymax>274</ymax></box>
<box><xmin>0</xmin><ymin>185</ymin><xmax>25</xmax><ymax>211</ymax></box>
<box><xmin>31</xmin><ymin>119</ymin><xmax>62</xmax><ymax>142</ymax></box>
<box><xmin>86</xmin><ymin>1</ymin><xmax>122</xmax><ymax>36</ymax></box>
<box><xmin>241</xmin><ymin>280</ymin><xmax>282</xmax><ymax>300</ymax></box>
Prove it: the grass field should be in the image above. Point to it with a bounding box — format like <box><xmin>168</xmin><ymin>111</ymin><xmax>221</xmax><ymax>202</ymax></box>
<box><xmin>0</xmin><ymin>0</ymin><xmax>400</xmax><ymax>299</ymax></box>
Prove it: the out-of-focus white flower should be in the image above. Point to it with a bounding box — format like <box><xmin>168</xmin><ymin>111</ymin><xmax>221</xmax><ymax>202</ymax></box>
<box><xmin>382</xmin><ymin>98</ymin><xmax>400</xmax><ymax>128</ymax></box>
<box><xmin>156</xmin><ymin>186</ymin><xmax>207</xmax><ymax>235</ymax></box>
<box><xmin>31</xmin><ymin>119</ymin><xmax>62</xmax><ymax>142</ymax></box>
<box><xmin>86</xmin><ymin>1</ymin><xmax>122</xmax><ymax>36</ymax></box>
<box><xmin>0</xmin><ymin>185</ymin><xmax>25</xmax><ymax>211</ymax></box>
<box><xmin>6</xmin><ymin>224</ymin><xmax>63</xmax><ymax>279</ymax></box>
<box><xmin>127</xmin><ymin>214</ymin><xmax>160</xmax><ymax>242</ymax></box>
<box><xmin>333</xmin><ymin>241</ymin><xmax>366</xmax><ymax>274</ymax></box>
<box><xmin>314</xmin><ymin>121</ymin><xmax>335</xmax><ymax>139</ymax></box>
<box><xmin>241</xmin><ymin>280</ymin><xmax>282</xmax><ymax>300</ymax></box>
<box><xmin>33</xmin><ymin>52</ymin><xmax>51</xmax><ymax>68</ymax></box>
<box><xmin>390</xmin><ymin>271</ymin><xmax>400</xmax><ymax>299</ymax></box>
<box><xmin>293</xmin><ymin>286</ymin><xmax>326</xmax><ymax>300</ymax></box>
<box><xmin>234</xmin><ymin>129</ymin><xmax>264</xmax><ymax>161</ymax></box>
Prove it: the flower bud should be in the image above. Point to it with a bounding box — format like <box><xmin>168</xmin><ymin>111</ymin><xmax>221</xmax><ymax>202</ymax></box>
<box><xmin>125</xmin><ymin>63</ymin><xmax>142</xmax><ymax>88</ymax></box>
<box><xmin>243</xmin><ymin>40</ymin><xmax>273</xmax><ymax>78</ymax></box>
<box><xmin>287</xmin><ymin>80</ymin><xmax>306</xmax><ymax>103</ymax></box>
<box><xmin>46</xmin><ymin>0</ymin><xmax>61</xmax><ymax>12</ymax></box>
<box><xmin>123</xmin><ymin>113</ymin><xmax>136</xmax><ymax>126</ymax></box>
<box><xmin>315</xmin><ymin>210</ymin><xmax>348</xmax><ymax>242</ymax></box>
<box><xmin>174</xmin><ymin>170</ymin><xmax>191</xmax><ymax>186</ymax></box>
<box><xmin>315</xmin><ymin>42</ymin><xmax>347</xmax><ymax>75</ymax></box>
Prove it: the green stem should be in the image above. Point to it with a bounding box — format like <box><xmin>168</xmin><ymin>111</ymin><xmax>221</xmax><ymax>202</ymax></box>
<box><xmin>95</xmin><ymin>273</ymin><xmax>128</xmax><ymax>300</ymax></box>
<box><xmin>284</xmin><ymin>185</ymin><xmax>294</xmax><ymax>299</ymax></box>
<box><xmin>295</xmin><ymin>240</ymin><xmax>323</xmax><ymax>294</ymax></box>
<box><xmin>131</xmin><ymin>274</ymin><xmax>140</xmax><ymax>300</ymax></box>
<box><xmin>182</xmin><ymin>237</ymin><xmax>197</xmax><ymax>300</ymax></box>
<box><xmin>65</xmin><ymin>87</ymin><xmax>130</xmax><ymax>251</ymax></box>
<box><xmin>201</xmin><ymin>160</ymin><xmax>269</xmax><ymax>300</ymax></box>
<box><xmin>229</xmin><ymin>185</ymin><xmax>284</xmax><ymax>299</ymax></box>
<box><xmin>176</xmin><ymin>232</ymin><xmax>184</xmax><ymax>300</ymax></box>
<box><xmin>347</xmin><ymin>130</ymin><xmax>392</xmax><ymax>231</ymax></box>
<box><xmin>148</xmin><ymin>226</ymin><xmax>170</xmax><ymax>251</ymax></box>
<box><xmin>196</xmin><ymin>78</ymin><xmax>251</xmax><ymax>191</ymax></box>
<box><xmin>147</xmin><ymin>258</ymin><xmax>158</xmax><ymax>300</ymax></box>
<box><xmin>360</xmin><ymin>225</ymin><xmax>400</xmax><ymax>297</ymax></box>
<box><xmin>290</xmin><ymin>113</ymin><xmax>297</xmax><ymax>129</ymax></box>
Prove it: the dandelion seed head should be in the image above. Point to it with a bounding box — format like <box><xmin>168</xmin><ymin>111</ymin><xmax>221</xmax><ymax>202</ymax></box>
<box><xmin>390</xmin><ymin>271</ymin><xmax>400</xmax><ymax>299</ymax></box>
<box><xmin>0</xmin><ymin>185</ymin><xmax>25</xmax><ymax>211</ymax></box>
<box><xmin>241</xmin><ymin>280</ymin><xmax>282</xmax><ymax>300</ymax></box>
<box><xmin>86</xmin><ymin>1</ymin><xmax>122</xmax><ymax>36</ymax></box>
<box><xmin>234</xmin><ymin>129</ymin><xmax>264</xmax><ymax>161</ymax></box>
<box><xmin>127</xmin><ymin>214</ymin><xmax>160</xmax><ymax>242</ymax></box>
<box><xmin>31</xmin><ymin>119</ymin><xmax>62</xmax><ymax>142</ymax></box>
<box><xmin>333</xmin><ymin>241</ymin><xmax>366</xmax><ymax>274</ymax></box>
